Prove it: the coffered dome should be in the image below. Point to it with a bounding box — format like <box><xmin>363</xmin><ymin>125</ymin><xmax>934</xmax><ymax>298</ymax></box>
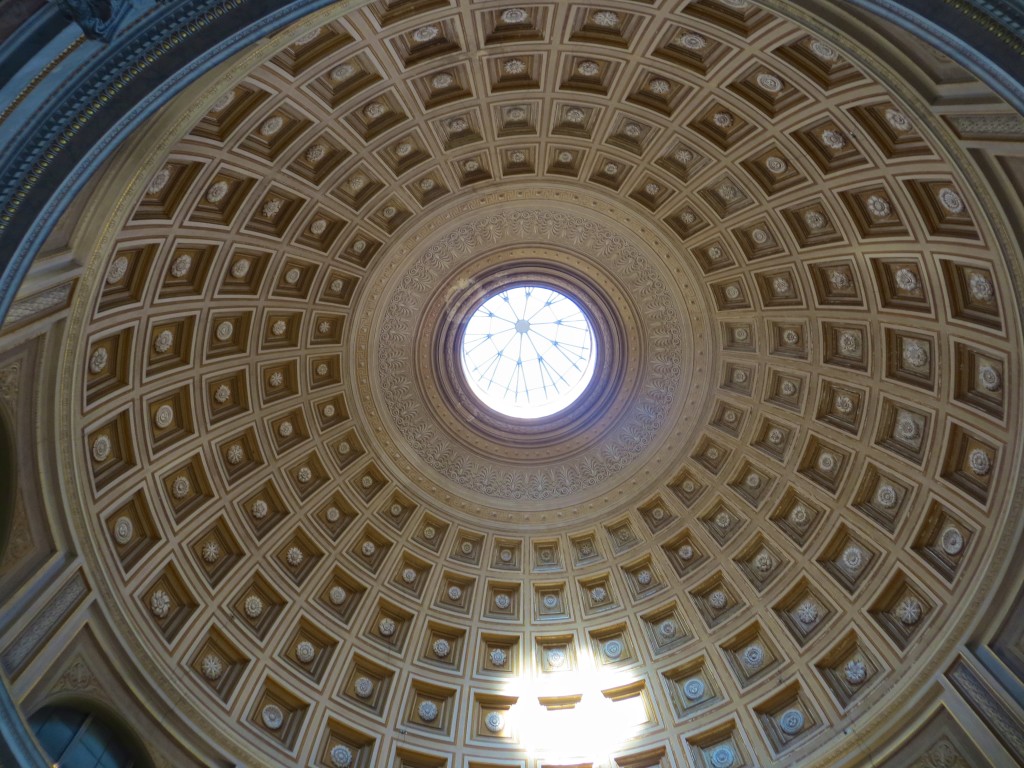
<box><xmin>1</xmin><ymin>1</ymin><xmax>1023</xmax><ymax>767</ymax></box>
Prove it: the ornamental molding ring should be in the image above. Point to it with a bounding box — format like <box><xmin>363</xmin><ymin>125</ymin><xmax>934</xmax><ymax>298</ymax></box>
<box><xmin>428</xmin><ymin>254</ymin><xmax>636</xmax><ymax>450</ymax></box>
<box><xmin>355</xmin><ymin>188</ymin><xmax>709</xmax><ymax>517</ymax></box>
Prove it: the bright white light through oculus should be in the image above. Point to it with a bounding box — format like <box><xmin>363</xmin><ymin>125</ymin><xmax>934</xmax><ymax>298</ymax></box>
<box><xmin>460</xmin><ymin>285</ymin><xmax>596</xmax><ymax>418</ymax></box>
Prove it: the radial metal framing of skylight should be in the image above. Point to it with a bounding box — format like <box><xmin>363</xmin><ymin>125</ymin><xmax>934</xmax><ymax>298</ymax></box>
<box><xmin>460</xmin><ymin>286</ymin><xmax>596</xmax><ymax>418</ymax></box>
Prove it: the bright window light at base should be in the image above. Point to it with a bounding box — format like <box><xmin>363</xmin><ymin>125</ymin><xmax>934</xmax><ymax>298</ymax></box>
<box><xmin>497</xmin><ymin>648</ymin><xmax>645</xmax><ymax>762</ymax></box>
<box><xmin>460</xmin><ymin>285</ymin><xmax>596</xmax><ymax>418</ymax></box>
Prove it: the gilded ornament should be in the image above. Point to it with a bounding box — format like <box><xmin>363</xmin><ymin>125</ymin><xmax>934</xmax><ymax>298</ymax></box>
<box><xmin>875</xmin><ymin>484</ymin><xmax>898</xmax><ymax>509</ymax></box>
<box><xmin>821</xmin><ymin>129</ymin><xmax>846</xmax><ymax>150</ymax></box>
<box><xmin>938</xmin><ymin>187</ymin><xmax>965</xmax><ymax>214</ymax></box>
<box><xmin>676</xmin><ymin>32</ymin><xmax>706</xmax><ymax>50</ymax></box>
<box><xmin>354</xmin><ymin>677</ymin><xmax>374</xmax><ymax>698</ymax></box>
<box><xmin>710</xmin><ymin>746</ymin><xmax>735</xmax><ymax>768</ymax></box>
<box><xmin>902</xmin><ymin>339</ymin><xmax>929</xmax><ymax>368</ymax></box>
<box><xmin>259</xmin><ymin>116</ymin><xmax>283</xmax><ymax>136</ymax></box>
<box><xmin>171</xmin><ymin>475</ymin><xmax>191</xmax><ymax>499</ymax></box>
<box><xmin>214</xmin><ymin>320</ymin><xmax>233</xmax><ymax>341</ymax></box>
<box><xmin>967</xmin><ymin>448</ymin><xmax>991</xmax><ymax>476</ymax></box>
<box><xmin>200</xmin><ymin>654</ymin><xmax>223</xmax><ymax>680</ymax></box>
<box><xmin>226</xmin><ymin>443</ymin><xmax>244</xmax><ymax>465</ymax></box>
<box><xmin>412</xmin><ymin>24</ymin><xmax>439</xmax><ymax>42</ymax></box>
<box><xmin>261</xmin><ymin>704</ymin><xmax>283</xmax><ymax>730</ymax></box>
<box><xmin>432</xmin><ymin>638</ymin><xmax>450</xmax><ymax>658</ymax></box>
<box><xmin>841</xmin><ymin>545</ymin><xmax>864</xmax><ymax>572</ymax></box>
<box><xmin>757</xmin><ymin>72</ymin><xmax>783</xmax><ymax>92</ymax></box>
<box><xmin>788</xmin><ymin>505</ymin><xmax>808</xmax><ymax>526</ymax></box>
<box><xmin>330</xmin><ymin>64</ymin><xmax>354</xmax><ymax>82</ymax></box>
<box><xmin>795</xmin><ymin>600</ymin><xmax>819</xmax><ymax>625</ymax></box>
<box><xmin>201</xmin><ymin>540</ymin><xmax>220</xmax><ymax>563</ymax></box>
<box><xmin>844</xmin><ymin>658</ymin><xmax>867</xmax><ymax>685</ymax></box>
<box><xmin>500</xmin><ymin>8</ymin><xmax>527</xmax><ymax>24</ymax></box>
<box><xmin>305</xmin><ymin>144</ymin><xmax>326</xmax><ymax>163</ymax></box>
<box><xmin>895</xmin><ymin>596</ymin><xmax>923</xmax><ymax>625</ymax></box>
<box><xmin>330</xmin><ymin>745</ymin><xmax>353</xmax><ymax>768</ymax></box>
<box><xmin>205</xmin><ymin>181</ymin><xmax>228</xmax><ymax>203</ymax></box>
<box><xmin>88</xmin><ymin>347</ymin><xmax>108</xmax><ymax>374</ymax></box>
<box><xmin>211</xmin><ymin>89</ymin><xmax>234</xmax><ymax>112</ymax></box>
<box><xmin>91</xmin><ymin>434</ymin><xmax>112</xmax><ymax>462</ymax></box>
<box><xmin>895</xmin><ymin>267</ymin><xmax>918</xmax><ymax>291</ymax></box>
<box><xmin>503</xmin><ymin>58</ymin><xmax>526</xmax><ymax>76</ymax></box>
<box><xmin>431</xmin><ymin>72</ymin><xmax>454</xmax><ymax>89</ymax></box>
<box><xmin>804</xmin><ymin>210</ymin><xmax>826</xmax><ymax>230</ymax></box>
<box><xmin>810</xmin><ymin>40</ymin><xmax>838</xmax><ymax>60</ymax></box>
<box><xmin>230</xmin><ymin>258</ymin><xmax>250</xmax><ymax>278</ymax></box>
<box><xmin>295</xmin><ymin>641</ymin><xmax>315</xmax><ymax>663</ymax></box>
<box><xmin>648</xmin><ymin>78</ymin><xmax>669</xmax><ymax>94</ymax></box>
<box><xmin>779</xmin><ymin>709</ymin><xmax>805</xmax><ymax>735</ymax></box>
<box><xmin>837</xmin><ymin>331</ymin><xmax>859</xmax><ymax>355</ymax></box>
<box><xmin>105</xmin><ymin>255</ymin><xmax>129</xmax><ymax>284</ymax></box>
<box><xmin>260</xmin><ymin>198</ymin><xmax>282</xmax><ymax>218</ymax></box>
<box><xmin>485</xmin><ymin>711</ymin><xmax>505</xmax><ymax>732</ymax></box>
<box><xmin>741</xmin><ymin>644</ymin><xmax>764</xmax><ymax>669</ymax></box>
<box><xmin>169</xmin><ymin>253</ymin><xmax>191</xmax><ymax>277</ymax></box>
<box><xmin>363</xmin><ymin>102</ymin><xmax>387</xmax><ymax>120</ymax></box>
<box><xmin>150</xmin><ymin>590</ymin><xmax>171</xmax><ymax>618</ymax></box>
<box><xmin>978</xmin><ymin>365</ymin><xmax>1001</xmax><ymax>391</ymax></box>
<box><xmin>712</xmin><ymin>111</ymin><xmax>733</xmax><ymax>128</ymax></box>
<box><xmin>941</xmin><ymin>526</ymin><xmax>965</xmax><ymax>556</ymax></box>
<box><xmin>153</xmin><ymin>329</ymin><xmax>174</xmax><ymax>353</ymax></box>
<box><xmin>968</xmin><ymin>273</ymin><xmax>993</xmax><ymax>302</ymax></box>
<box><xmin>113</xmin><ymin>516</ymin><xmax>133</xmax><ymax>545</ymax></box>
<box><xmin>243</xmin><ymin>595</ymin><xmax>263</xmax><ymax>618</ymax></box>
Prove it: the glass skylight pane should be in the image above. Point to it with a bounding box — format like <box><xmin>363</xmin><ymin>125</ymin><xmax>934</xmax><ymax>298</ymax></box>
<box><xmin>460</xmin><ymin>285</ymin><xmax>596</xmax><ymax>418</ymax></box>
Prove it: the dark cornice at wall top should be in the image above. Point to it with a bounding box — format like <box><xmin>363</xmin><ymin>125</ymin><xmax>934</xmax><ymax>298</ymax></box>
<box><xmin>0</xmin><ymin>0</ymin><xmax>334</xmax><ymax>322</ymax></box>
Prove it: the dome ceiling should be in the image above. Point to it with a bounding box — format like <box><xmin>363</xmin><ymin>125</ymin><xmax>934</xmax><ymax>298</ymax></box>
<box><xmin>55</xmin><ymin>0</ymin><xmax>1021</xmax><ymax>765</ymax></box>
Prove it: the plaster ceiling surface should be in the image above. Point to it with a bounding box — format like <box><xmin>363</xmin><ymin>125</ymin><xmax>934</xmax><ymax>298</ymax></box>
<box><xmin>51</xmin><ymin>0</ymin><xmax>1023</xmax><ymax>765</ymax></box>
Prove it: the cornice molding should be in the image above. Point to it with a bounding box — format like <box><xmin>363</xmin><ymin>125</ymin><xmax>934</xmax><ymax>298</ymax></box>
<box><xmin>0</xmin><ymin>0</ymin><xmax>337</xmax><ymax>321</ymax></box>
